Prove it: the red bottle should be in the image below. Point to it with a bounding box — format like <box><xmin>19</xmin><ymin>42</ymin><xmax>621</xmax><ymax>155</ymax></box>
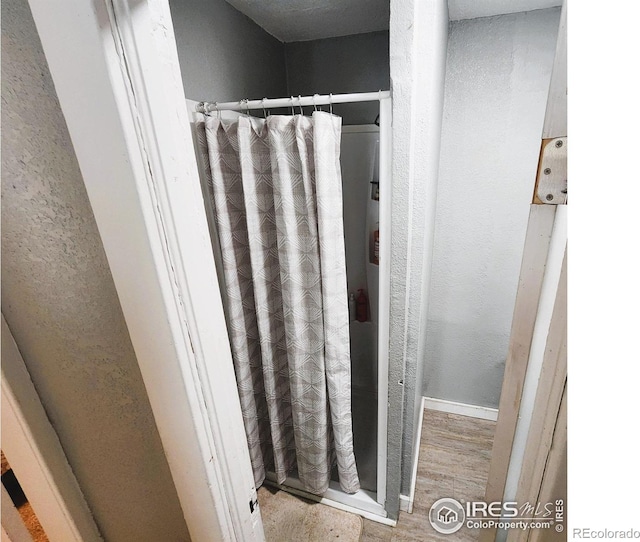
<box><xmin>356</xmin><ymin>289</ymin><xmax>368</xmax><ymax>322</ymax></box>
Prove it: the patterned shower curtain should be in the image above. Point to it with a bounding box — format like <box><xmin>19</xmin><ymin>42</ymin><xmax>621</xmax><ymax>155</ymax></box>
<box><xmin>198</xmin><ymin>111</ymin><xmax>360</xmax><ymax>496</ymax></box>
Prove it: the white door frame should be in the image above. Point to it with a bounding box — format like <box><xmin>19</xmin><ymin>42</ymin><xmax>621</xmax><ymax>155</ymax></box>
<box><xmin>1</xmin><ymin>317</ymin><xmax>103</xmax><ymax>542</ymax></box>
<box><xmin>26</xmin><ymin>0</ymin><xmax>264</xmax><ymax>540</ymax></box>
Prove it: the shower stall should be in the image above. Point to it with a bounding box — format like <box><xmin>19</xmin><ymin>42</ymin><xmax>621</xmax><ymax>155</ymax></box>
<box><xmin>188</xmin><ymin>93</ymin><xmax>392</xmax><ymax>522</ymax></box>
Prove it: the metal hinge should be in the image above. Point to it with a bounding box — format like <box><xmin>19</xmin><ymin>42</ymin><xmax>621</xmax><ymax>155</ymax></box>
<box><xmin>534</xmin><ymin>137</ymin><xmax>567</xmax><ymax>205</ymax></box>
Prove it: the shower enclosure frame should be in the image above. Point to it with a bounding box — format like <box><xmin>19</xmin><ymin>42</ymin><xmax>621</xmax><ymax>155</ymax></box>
<box><xmin>187</xmin><ymin>95</ymin><xmax>393</xmax><ymax>523</ymax></box>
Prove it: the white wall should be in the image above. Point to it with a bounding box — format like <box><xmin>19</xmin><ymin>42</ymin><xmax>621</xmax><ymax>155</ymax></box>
<box><xmin>422</xmin><ymin>8</ymin><xmax>561</xmax><ymax>409</ymax></box>
<box><xmin>1</xmin><ymin>1</ymin><xmax>190</xmax><ymax>540</ymax></box>
<box><xmin>387</xmin><ymin>0</ymin><xmax>449</xmax><ymax>510</ymax></box>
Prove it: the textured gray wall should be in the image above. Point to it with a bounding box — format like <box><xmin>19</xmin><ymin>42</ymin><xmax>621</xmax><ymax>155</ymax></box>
<box><xmin>169</xmin><ymin>0</ymin><xmax>287</xmax><ymax>102</ymax></box>
<box><xmin>285</xmin><ymin>31</ymin><xmax>389</xmax><ymax>125</ymax></box>
<box><xmin>422</xmin><ymin>8</ymin><xmax>561</xmax><ymax>409</ymax></box>
<box><xmin>1</xmin><ymin>1</ymin><xmax>190</xmax><ymax>540</ymax></box>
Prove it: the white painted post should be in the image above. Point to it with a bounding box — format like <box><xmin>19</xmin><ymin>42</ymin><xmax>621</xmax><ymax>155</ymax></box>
<box><xmin>1</xmin><ymin>485</ymin><xmax>32</xmax><ymax>542</ymax></box>
<box><xmin>1</xmin><ymin>317</ymin><xmax>103</xmax><ymax>542</ymax></box>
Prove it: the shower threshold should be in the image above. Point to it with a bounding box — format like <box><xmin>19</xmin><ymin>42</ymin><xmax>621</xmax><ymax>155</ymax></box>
<box><xmin>263</xmin><ymin>472</ymin><xmax>395</xmax><ymax>526</ymax></box>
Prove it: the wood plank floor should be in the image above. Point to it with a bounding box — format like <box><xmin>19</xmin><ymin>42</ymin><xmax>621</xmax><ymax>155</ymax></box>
<box><xmin>361</xmin><ymin>409</ymin><xmax>496</xmax><ymax>541</ymax></box>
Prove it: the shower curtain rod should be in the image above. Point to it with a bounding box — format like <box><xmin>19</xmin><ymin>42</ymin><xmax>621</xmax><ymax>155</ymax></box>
<box><xmin>196</xmin><ymin>90</ymin><xmax>391</xmax><ymax>113</ymax></box>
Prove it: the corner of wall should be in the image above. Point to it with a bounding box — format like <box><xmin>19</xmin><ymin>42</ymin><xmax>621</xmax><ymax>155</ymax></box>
<box><xmin>388</xmin><ymin>0</ymin><xmax>450</xmax><ymax>504</ymax></box>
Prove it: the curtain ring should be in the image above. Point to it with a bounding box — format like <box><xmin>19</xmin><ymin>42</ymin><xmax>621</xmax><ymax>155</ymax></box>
<box><xmin>214</xmin><ymin>102</ymin><xmax>220</xmax><ymax>119</ymax></box>
<box><xmin>329</xmin><ymin>93</ymin><xmax>333</xmax><ymax>115</ymax></box>
<box><xmin>312</xmin><ymin>94</ymin><xmax>318</xmax><ymax>112</ymax></box>
<box><xmin>298</xmin><ymin>95</ymin><xmax>304</xmax><ymax>116</ymax></box>
<box><xmin>262</xmin><ymin>98</ymin><xmax>268</xmax><ymax>118</ymax></box>
<box><xmin>290</xmin><ymin>96</ymin><xmax>296</xmax><ymax>116</ymax></box>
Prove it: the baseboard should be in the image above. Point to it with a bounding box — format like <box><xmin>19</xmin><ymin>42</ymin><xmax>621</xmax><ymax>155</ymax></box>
<box><xmin>399</xmin><ymin>494</ymin><xmax>411</xmax><ymax>513</ymax></box>
<box><xmin>423</xmin><ymin>397</ymin><xmax>499</xmax><ymax>422</ymax></box>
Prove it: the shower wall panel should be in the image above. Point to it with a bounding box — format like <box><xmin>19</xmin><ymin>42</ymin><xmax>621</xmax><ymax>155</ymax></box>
<box><xmin>339</xmin><ymin>128</ymin><xmax>380</xmax><ymax>493</ymax></box>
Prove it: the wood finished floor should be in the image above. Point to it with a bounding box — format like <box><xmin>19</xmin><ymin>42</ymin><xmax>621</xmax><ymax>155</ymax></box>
<box><xmin>361</xmin><ymin>409</ymin><xmax>496</xmax><ymax>542</ymax></box>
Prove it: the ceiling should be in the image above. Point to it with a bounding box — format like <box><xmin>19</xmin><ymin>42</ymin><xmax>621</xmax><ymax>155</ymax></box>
<box><xmin>448</xmin><ymin>0</ymin><xmax>562</xmax><ymax>21</ymax></box>
<box><xmin>224</xmin><ymin>0</ymin><xmax>563</xmax><ymax>43</ymax></box>
<box><xmin>224</xmin><ymin>0</ymin><xmax>389</xmax><ymax>43</ymax></box>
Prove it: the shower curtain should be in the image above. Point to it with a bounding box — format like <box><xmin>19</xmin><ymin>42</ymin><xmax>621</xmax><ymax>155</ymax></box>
<box><xmin>198</xmin><ymin>111</ymin><xmax>360</xmax><ymax>496</ymax></box>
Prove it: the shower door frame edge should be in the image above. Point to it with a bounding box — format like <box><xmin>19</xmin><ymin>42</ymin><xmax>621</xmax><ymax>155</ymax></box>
<box><xmin>377</xmin><ymin>96</ymin><xmax>392</xmax><ymax>507</ymax></box>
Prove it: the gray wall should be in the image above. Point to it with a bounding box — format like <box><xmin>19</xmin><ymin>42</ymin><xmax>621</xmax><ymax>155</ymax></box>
<box><xmin>422</xmin><ymin>8</ymin><xmax>561</xmax><ymax>409</ymax></box>
<box><xmin>285</xmin><ymin>31</ymin><xmax>389</xmax><ymax>125</ymax></box>
<box><xmin>169</xmin><ymin>0</ymin><xmax>287</xmax><ymax>102</ymax></box>
<box><xmin>1</xmin><ymin>1</ymin><xmax>190</xmax><ymax>541</ymax></box>
<box><xmin>170</xmin><ymin>0</ymin><xmax>388</xmax><ymax>124</ymax></box>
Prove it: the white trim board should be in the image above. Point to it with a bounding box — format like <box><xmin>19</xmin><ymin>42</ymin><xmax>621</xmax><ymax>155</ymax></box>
<box><xmin>1</xmin><ymin>316</ymin><xmax>103</xmax><ymax>542</ymax></box>
<box><xmin>423</xmin><ymin>397</ymin><xmax>499</xmax><ymax>422</ymax></box>
<box><xmin>502</xmin><ymin>205</ymin><xmax>567</xmax><ymax>504</ymax></box>
<box><xmin>399</xmin><ymin>396</ymin><xmax>426</xmax><ymax>513</ymax></box>
<box><xmin>376</xmin><ymin>96</ymin><xmax>392</xmax><ymax>508</ymax></box>
<box><xmin>1</xmin><ymin>484</ymin><xmax>33</xmax><ymax>542</ymax></box>
<box><xmin>399</xmin><ymin>494</ymin><xmax>412</xmax><ymax>514</ymax></box>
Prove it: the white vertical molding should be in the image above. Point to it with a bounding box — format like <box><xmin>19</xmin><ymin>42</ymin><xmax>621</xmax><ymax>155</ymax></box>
<box><xmin>387</xmin><ymin>0</ymin><xmax>416</xmax><ymax>515</ymax></box>
<box><xmin>542</xmin><ymin>1</ymin><xmax>567</xmax><ymax>139</ymax></box>
<box><xmin>1</xmin><ymin>485</ymin><xmax>32</xmax><ymax>542</ymax></box>
<box><xmin>1</xmin><ymin>317</ymin><xmax>103</xmax><ymax>542</ymax></box>
<box><xmin>389</xmin><ymin>0</ymin><xmax>449</xmax><ymax>517</ymax></box>
<box><xmin>399</xmin><ymin>396</ymin><xmax>427</xmax><ymax>513</ymax></box>
<box><xmin>496</xmin><ymin>206</ymin><xmax>567</xmax><ymax>542</ymax></box>
<box><xmin>508</xmin><ymin>256</ymin><xmax>567</xmax><ymax>542</ymax></box>
<box><xmin>377</xmin><ymin>95</ymin><xmax>392</xmax><ymax>506</ymax></box>
<box><xmin>408</xmin><ymin>0</ymin><xmax>449</xmax><ymax>498</ymax></box>
<box><xmin>503</xmin><ymin>207</ymin><xmax>567</xmax><ymax>502</ymax></box>
<box><xmin>482</xmin><ymin>205</ymin><xmax>557</xmax><ymax>541</ymax></box>
<box><xmin>25</xmin><ymin>1</ymin><xmax>263</xmax><ymax>540</ymax></box>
